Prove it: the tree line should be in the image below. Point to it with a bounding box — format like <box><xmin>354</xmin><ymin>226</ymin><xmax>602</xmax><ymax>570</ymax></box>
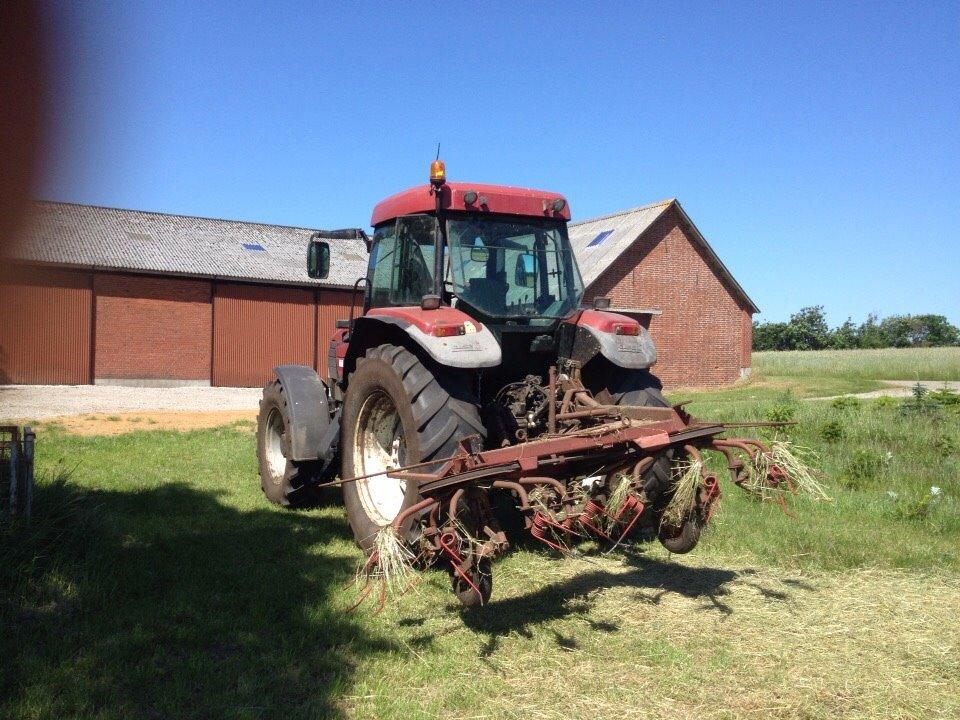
<box><xmin>753</xmin><ymin>307</ymin><xmax>960</xmax><ymax>351</ymax></box>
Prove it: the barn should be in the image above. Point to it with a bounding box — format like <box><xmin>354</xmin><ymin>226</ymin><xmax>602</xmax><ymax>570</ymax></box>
<box><xmin>1</xmin><ymin>199</ymin><xmax>756</xmax><ymax>388</ymax></box>
<box><xmin>568</xmin><ymin>199</ymin><xmax>758</xmax><ymax>387</ymax></box>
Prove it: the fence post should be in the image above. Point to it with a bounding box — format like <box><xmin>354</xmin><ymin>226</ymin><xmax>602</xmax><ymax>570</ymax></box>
<box><xmin>23</xmin><ymin>427</ymin><xmax>35</xmax><ymax>522</ymax></box>
<box><xmin>8</xmin><ymin>426</ymin><xmax>19</xmax><ymax>519</ymax></box>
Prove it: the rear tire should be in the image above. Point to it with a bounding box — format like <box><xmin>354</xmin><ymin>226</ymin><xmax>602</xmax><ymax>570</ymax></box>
<box><xmin>659</xmin><ymin>516</ymin><xmax>702</xmax><ymax>554</ymax></box>
<box><xmin>586</xmin><ymin>360</ymin><xmax>677</xmax><ymax>543</ymax></box>
<box><xmin>584</xmin><ymin>358</ymin><xmax>669</xmax><ymax>408</ymax></box>
<box><xmin>453</xmin><ymin>558</ymin><xmax>492</xmax><ymax>608</ymax></box>
<box><xmin>341</xmin><ymin>344</ymin><xmax>484</xmax><ymax>553</ymax></box>
<box><xmin>256</xmin><ymin>379</ymin><xmax>326</xmax><ymax>507</ymax></box>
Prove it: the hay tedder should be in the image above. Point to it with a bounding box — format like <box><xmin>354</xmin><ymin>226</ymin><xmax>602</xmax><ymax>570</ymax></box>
<box><xmin>256</xmin><ymin>160</ymin><xmax>814</xmax><ymax>607</ymax></box>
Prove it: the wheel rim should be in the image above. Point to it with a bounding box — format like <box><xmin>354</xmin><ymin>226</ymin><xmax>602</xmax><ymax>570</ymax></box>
<box><xmin>264</xmin><ymin>407</ymin><xmax>287</xmax><ymax>483</ymax></box>
<box><xmin>354</xmin><ymin>390</ymin><xmax>408</xmax><ymax>525</ymax></box>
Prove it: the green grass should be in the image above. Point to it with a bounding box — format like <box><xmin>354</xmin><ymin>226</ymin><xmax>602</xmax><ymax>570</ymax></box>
<box><xmin>753</xmin><ymin>346</ymin><xmax>960</xmax><ymax>381</ymax></box>
<box><xmin>674</xmin><ymin>392</ymin><xmax>960</xmax><ymax>571</ymax></box>
<box><xmin>3</xmin><ymin>375</ymin><xmax>960</xmax><ymax>718</ymax></box>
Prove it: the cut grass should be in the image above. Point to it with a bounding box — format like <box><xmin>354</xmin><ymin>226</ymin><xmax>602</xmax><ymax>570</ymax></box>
<box><xmin>3</xmin><ymin>366</ymin><xmax>959</xmax><ymax>718</ymax></box>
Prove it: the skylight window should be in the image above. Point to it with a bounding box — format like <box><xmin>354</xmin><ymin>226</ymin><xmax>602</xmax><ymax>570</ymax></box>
<box><xmin>586</xmin><ymin>229</ymin><xmax>613</xmax><ymax>248</ymax></box>
<box><xmin>242</xmin><ymin>242</ymin><xmax>266</xmax><ymax>252</ymax></box>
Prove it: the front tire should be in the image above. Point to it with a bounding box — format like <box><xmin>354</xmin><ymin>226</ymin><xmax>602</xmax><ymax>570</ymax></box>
<box><xmin>341</xmin><ymin>344</ymin><xmax>483</xmax><ymax>552</ymax></box>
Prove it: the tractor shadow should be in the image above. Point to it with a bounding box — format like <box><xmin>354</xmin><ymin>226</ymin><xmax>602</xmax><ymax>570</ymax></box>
<box><xmin>1</xmin><ymin>478</ymin><xmax>396</xmax><ymax>719</ymax></box>
<box><xmin>458</xmin><ymin>548</ymin><xmax>812</xmax><ymax>657</ymax></box>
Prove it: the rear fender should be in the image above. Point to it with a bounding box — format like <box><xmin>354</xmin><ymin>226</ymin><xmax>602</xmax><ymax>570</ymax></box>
<box><xmin>567</xmin><ymin>309</ymin><xmax>657</xmax><ymax>369</ymax></box>
<box><xmin>273</xmin><ymin>365</ymin><xmax>339</xmax><ymax>464</ymax></box>
<box><xmin>355</xmin><ymin>307</ymin><xmax>501</xmax><ymax>369</ymax></box>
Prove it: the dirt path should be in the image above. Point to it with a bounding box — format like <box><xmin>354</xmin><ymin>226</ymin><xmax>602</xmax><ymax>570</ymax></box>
<box><xmin>31</xmin><ymin>410</ymin><xmax>257</xmax><ymax>435</ymax></box>
<box><xmin>811</xmin><ymin>379</ymin><xmax>960</xmax><ymax>401</ymax></box>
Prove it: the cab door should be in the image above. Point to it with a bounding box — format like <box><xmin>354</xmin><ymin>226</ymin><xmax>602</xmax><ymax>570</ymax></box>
<box><xmin>365</xmin><ymin>215</ymin><xmax>438</xmax><ymax>309</ymax></box>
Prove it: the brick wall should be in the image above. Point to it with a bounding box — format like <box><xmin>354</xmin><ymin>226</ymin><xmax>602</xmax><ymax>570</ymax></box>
<box><xmin>585</xmin><ymin>205</ymin><xmax>753</xmax><ymax>388</ymax></box>
<box><xmin>93</xmin><ymin>273</ymin><xmax>212</xmax><ymax>381</ymax></box>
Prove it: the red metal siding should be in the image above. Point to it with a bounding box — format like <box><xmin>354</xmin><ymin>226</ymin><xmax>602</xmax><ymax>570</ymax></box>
<box><xmin>93</xmin><ymin>273</ymin><xmax>212</xmax><ymax>381</ymax></box>
<box><xmin>212</xmin><ymin>283</ymin><xmax>315</xmax><ymax>387</ymax></box>
<box><xmin>0</xmin><ymin>266</ymin><xmax>92</xmax><ymax>384</ymax></box>
<box><xmin>315</xmin><ymin>288</ymin><xmax>357</xmax><ymax>380</ymax></box>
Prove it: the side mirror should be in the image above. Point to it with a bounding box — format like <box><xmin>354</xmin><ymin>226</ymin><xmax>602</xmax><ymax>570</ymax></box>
<box><xmin>514</xmin><ymin>252</ymin><xmax>536</xmax><ymax>288</ymax></box>
<box><xmin>307</xmin><ymin>238</ymin><xmax>330</xmax><ymax>279</ymax></box>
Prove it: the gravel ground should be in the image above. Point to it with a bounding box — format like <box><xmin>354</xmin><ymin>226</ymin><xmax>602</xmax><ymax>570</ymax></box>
<box><xmin>0</xmin><ymin>385</ymin><xmax>263</xmax><ymax>421</ymax></box>
<box><xmin>4</xmin><ymin>379</ymin><xmax>957</xmax><ymax>421</ymax></box>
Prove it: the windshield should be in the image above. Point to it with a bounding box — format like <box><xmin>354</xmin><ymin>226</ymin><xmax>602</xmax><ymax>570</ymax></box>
<box><xmin>446</xmin><ymin>216</ymin><xmax>584</xmax><ymax>324</ymax></box>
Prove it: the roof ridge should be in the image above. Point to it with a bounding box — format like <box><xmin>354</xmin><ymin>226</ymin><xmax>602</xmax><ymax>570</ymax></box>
<box><xmin>31</xmin><ymin>199</ymin><xmax>327</xmax><ymax>235</ymax></box>
<box><xmin>569</xmin><ymin>198</ymin><xmax>675</xmax><ymax>226</ymax></box>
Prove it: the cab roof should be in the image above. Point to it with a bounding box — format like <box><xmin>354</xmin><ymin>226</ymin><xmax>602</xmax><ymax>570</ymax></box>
<box><xmin>370</xmin><ymin>182</ymin><xmax>571</xmax><ymax>227</ymax></box>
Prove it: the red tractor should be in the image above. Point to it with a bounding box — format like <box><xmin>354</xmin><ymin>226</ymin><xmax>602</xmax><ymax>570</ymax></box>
<box><xmin>256</xmin><ymin>160</ymin><xmax>794</xmax><ymax>606</ymax></box>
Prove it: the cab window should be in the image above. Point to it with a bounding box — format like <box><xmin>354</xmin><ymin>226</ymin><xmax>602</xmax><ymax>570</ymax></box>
<box><xmin>367</xmin><ymin>215</ymin><xmax>437</xmax><ymax>308</ymax></box>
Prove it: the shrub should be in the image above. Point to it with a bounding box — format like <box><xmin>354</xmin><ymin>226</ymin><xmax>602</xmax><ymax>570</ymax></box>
<box><xmin>889</xmin><ymin>487</ymin><xmax>943</xmax><ymax>521</ymax></box>
<box><xmin>898</xmin><ymin>384</ymin><xmax>944</xmax><ymax>418</ymax></box>
<box><xmin>831</xmin><ymin>396</ymin><xmax>860</xmax><ymax>411</ymax></box>
<box><xmin>929</xmin><ymin>389</ymin><xmax>960</xmax><ymax>406</ymax></box>
<box><xmin>841</xmin><ymin>449</ymin><xmax>887</xmax><ymax>490</ymax></box>
<box><xmin>764</xmin><ymin>391</ymin><xmax>797</xmax><ymax>424</ymax></box>
<box><xmin>934</xmin><ymin>434</ymin><xmax>958</xmax><ymax>457</ymax></box>
<box><xmin>820</xmin><ymin>419</ymin><xmax>845</xmax><ymax>442</ymax></box>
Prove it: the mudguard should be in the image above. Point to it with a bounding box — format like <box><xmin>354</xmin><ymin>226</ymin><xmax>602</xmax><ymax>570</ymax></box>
<box><xmin>364</xmin><ymin>307</ymin><xmax>501</xmax><ymax>368</ymax></box>
<box><xmin>569</xmin><ymin>309</ymin><xmax>658</xmax><ymax>370</ymax></box>
<box><xmin>273</xmin><ymin>365</ymin><xmax>339</xmax><ymax>463</ymax></box>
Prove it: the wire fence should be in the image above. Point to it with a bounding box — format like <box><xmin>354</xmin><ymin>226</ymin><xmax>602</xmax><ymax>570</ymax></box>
<box><xmin>1</xmin><ymin>425</ymin><xmax>35</xmax><ymax>523</ymax></box>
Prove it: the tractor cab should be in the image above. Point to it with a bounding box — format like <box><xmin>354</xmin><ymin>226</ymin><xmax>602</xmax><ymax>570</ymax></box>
<box><xmin>308</xmin><ymin>161</ymin><xmax>604</xmax><ymax>392</ymax></box>
<box><xmin>310</xmin><ymin>160</ymin><xmax>583</xmax><ymax>329</ymax></box>
<box><xmin>366</xmin><ymin>203</ymin><xmax>584</xmax><ymax>330</ymax></box>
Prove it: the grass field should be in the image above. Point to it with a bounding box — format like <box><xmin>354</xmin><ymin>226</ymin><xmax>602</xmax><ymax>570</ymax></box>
<box><xmin>753</xmin><ymin>346</ymin><xmax>960</xmax><ymax>382</ymax></box>
<box><xmin>3</xmin><ymin>353</ymin><xmax>960</xmax><ymax>719</ymax></box>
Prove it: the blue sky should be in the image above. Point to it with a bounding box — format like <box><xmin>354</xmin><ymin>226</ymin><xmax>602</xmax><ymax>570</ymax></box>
<box><xmin>41</xmin><ymin>1</ymin><xmax>959</xmax><ymax>325</ymax></box>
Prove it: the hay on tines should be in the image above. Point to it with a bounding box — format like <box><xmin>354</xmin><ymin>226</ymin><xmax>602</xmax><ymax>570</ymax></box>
<box><xmin>449</xmin><ymin>515</ymin><xmax>487</xmax><ymax>555</ymax></box>
<box><xmin>747</xmin><ymin>441</ymin><xmax>830</xmax><ymax>502</ymax></box>
<box><xmin>604</xmin><ymin>473</ymin><xmax>632</xmax><ymax>529</ymax></box>
<box><xmin>661</xmin><ymin>459</ymin><xmax>703</xmax><ymax>529</ymax></box>
<box><xmin>527</xmin><ymin>485</ymin><xmax>555</xmax><ymax>514</ymax></box>
<box><xmin>359</xmin><ymin>525</ymin><xmax>417</xmax><ymax>595</ymax></box>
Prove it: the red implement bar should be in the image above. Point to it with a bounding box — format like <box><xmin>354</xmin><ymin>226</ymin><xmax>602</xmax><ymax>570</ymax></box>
<box><xmin>390</xmin><ymin>415</ymin><xmax>725</xmax><ymax>498</ymax></box>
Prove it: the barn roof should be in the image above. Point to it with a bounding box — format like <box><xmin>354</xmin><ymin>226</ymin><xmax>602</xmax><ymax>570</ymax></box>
<box><xmin>10</xmin><ymin>199</ymin><xmax>757</xmax><ymax>312</ymax></box>
<box><xmin>569</xmin><ymin>199</ymin><xmax>759</xmax><ymax>314</ymax></box>
<box><xmin>8</xmin><ymin>201</ymin><xmax>369</xmax><ymax>289</ymax></box>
